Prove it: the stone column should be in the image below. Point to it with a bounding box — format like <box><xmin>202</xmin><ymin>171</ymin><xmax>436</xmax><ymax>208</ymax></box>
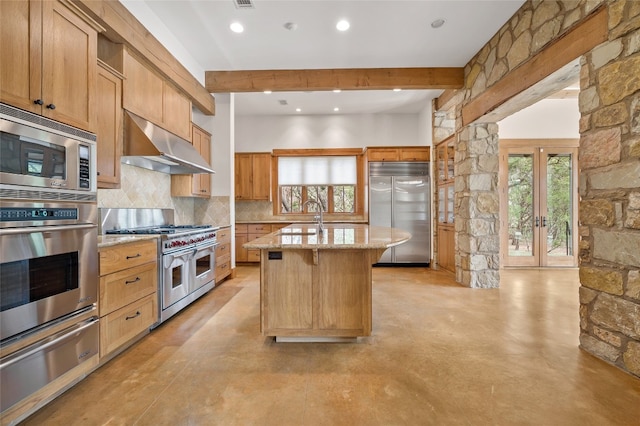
<box><xmin>455</xmin><ymin>123</ymin><xmax>500</xmax><ymax>288</ymax></box>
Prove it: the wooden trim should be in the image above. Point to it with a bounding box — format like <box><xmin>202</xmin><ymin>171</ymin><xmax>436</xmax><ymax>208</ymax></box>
<box><xmin>435</xmin><ymin>89</ymin><xmax>459</xmax><ymax>111</ymax></box>
<box><xmin>272</xmin><ymin>148</ymin><xmax>364</xmax><ymax>157</ymax></box>
<box><xmin>462</xmin><ymin>6</ymin><xmax>608</xmax><ymax>126</ymax></box>
<box><xmin>72</xmin><ymin>0</ymin><xmax>215</xmax><ymax>115</ymax></box>
<box><xmin>205</xmin><ymin>67</ymin><xmax>464</xmax><ymax>93</ymax></box>
<box><xmin>500</xmin><ymin>138</ymin><xmax>579</xmax><ymax>148</ymax></box>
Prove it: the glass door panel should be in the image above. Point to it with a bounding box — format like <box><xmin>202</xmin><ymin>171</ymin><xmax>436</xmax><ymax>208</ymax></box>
<box><xmin>506</xmin><ymin>152</ymin><xmax>538</xmax><ymax>266</ymax></box>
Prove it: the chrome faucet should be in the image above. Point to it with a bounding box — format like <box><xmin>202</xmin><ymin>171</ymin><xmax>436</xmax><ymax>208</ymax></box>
<box><xmin>302</xmin><ymin>199</ymin><xmax>324</xmax><ymax>234</ymax></box>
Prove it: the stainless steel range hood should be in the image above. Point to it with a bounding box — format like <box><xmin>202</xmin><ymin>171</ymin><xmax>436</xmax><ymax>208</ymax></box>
<box><xmin>122</xmin><ymin>111</ymin><xmax>215</xmax><ymax>174</ymax></box>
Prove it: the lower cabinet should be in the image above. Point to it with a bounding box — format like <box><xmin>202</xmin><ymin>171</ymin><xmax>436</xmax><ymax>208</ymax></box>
<box><xmin>215</xmin><ymin>226</ymin><xmax>231</xmax><ymax>282</ymax></box>
<box><xmin>98</xmin><ymin>239</ymin><xmax>158</xmax><ymax>359</ymax></box>
<box><xmin>235</xmin><ymin>223</ymin><xmax>277</xmax><ymax>263</ymax></box>
<box><xmin>437</xmin><ymin>225</ymin><xmax>455</xmax><ymax>273</ymax></box>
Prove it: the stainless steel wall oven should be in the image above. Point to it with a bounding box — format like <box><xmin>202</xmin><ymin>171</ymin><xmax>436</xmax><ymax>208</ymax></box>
<box><xmin>0</xmin><ymin>103</ymin><xmax>99</xmax><ymax>417</ymax></box>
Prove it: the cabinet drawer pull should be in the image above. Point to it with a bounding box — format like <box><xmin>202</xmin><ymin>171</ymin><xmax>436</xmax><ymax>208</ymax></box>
<box><xmin>125</xmin><ymin>277</ymin><xmax>141</xmax><ymax>285</ymax></box>
<box><xmin>126</xmin><ymin>253</ymin><xmax>141</xmax><ymax>259</ymax></box>
<box><xmin>46</xmin><ymin>103</ymin><xmax>56</xmax><ymax>110</ymax></box>
<box><xmin>126</xmin><ymin>311</ymin><xmax>141</xmax><ymax>320</ymax></box>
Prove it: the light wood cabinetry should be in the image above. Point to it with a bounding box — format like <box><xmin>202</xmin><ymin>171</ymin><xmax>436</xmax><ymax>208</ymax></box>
<box><xmin>96</xmin><ymin>61</ymin><xmax>123</xmax><ymax>189</ymax></box>
<box><xmin>215</xmin><ymin>226</ymin><xmax>232</xmax><ymax>282</ymax></box>
<box><xmin>235</xmin><ymin>153</ymin><xmax>271</xmax><ymax>200</ymax></box>
<box><xmin>98</xmin><ymin>240</ymin><xmax>158</xmax><ymax>359</ymax></box>
<box><xmin>235</xmin><ymin>223</ymin><xmax>277</xmax><ymax>263</ymax></box>
<box><xmin>171</xmin><ymin>124</ymin><xmax>212</xmax><ymax>197</ymax></box>
<box><xmin>261</xmin><ymin>249</ymin><xmax>373</xmax><ymax>338</ymax></box>
<box><xmin>436</xmin><ymin>136</ymin><xmax>455</xmax><ymax>272</ymax></box>
<box><xmin>0</xmin><ymin>0</ymin><xmax>102</xmax><ymax>131</ymax></box>
<box><xmin>122</xmin><ymin>49</ymin><xmax>192</xmax><ymax>140</ymax></box>
<box><xmin>367</xmin><ymin>147</ymin><xmax>430</xmax><ymax>162</ymax></box>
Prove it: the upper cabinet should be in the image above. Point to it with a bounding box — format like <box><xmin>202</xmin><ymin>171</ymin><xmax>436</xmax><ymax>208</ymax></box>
<box><xmin>367</xmin><ymin>147</ymin><xmax>430</xmax><ymax>162</ymax></box>
<box><xmin>96</xmin><ymin>61</ymin><xmax>123</xmax><ymax>189</ymax></box>
<box><xmin>235</xmin><ymin>153</ymin><xmax>271</xmax><ymax>201</ymax></box>
<box><xmin>0</xmin><ymin>0</ymin><xmax>103</xmax><ymax>131</ymax></box>
<box><xmin>436</xmin><ymin>137</ymin><xmax>455</xmax><ymax>183</ymax></box>
<box><xmin>171</xmin><ymin>124</ymin><xmax>212</xmax><ymax>198</ymax></box>
<box><xmin>122</xmin><ymin>50</ymin><xmax>191</xmax><ymax>141</ymax></box>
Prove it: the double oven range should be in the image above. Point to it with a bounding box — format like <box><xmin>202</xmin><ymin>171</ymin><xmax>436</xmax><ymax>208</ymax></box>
<box><xmin>0</xmin><ymin>103</ymin><xmax>99</xmax><ymax>416</ymax></box>
<box><xmin>100</xmin><ymin>208</ymin><xmax>218</xmax><ymax>325</ymax></box>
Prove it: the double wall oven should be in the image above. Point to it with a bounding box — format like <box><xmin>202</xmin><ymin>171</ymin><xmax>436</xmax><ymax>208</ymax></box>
<box><xmin>100</xmin><ymin>208</ymin><xmax>217</xmax><ymax>325</ymax></box>
<box><xmin>0</xmin><ymin>103</ymin><xmax>99</xmax><ymax>416</ymax></box>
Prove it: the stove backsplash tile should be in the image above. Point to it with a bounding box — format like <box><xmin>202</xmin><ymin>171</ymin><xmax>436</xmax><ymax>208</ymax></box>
<box><xmin>98</xmin><ymin>164</ymin><xmax>230</xmax><ymax>227</ymax></box>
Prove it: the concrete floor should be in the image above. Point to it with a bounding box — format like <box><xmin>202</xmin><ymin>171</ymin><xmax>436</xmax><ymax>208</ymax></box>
<box><xmin>23</xmin><ymin>266</ymin><xmax>640</xmax><ymax>425</ymax></box>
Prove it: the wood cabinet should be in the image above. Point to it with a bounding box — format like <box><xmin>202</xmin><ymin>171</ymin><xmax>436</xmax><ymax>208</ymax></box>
<box><xmin>0</xmin><ymin>0</ymin><xmax>102</xmax><ymax>131</ymax></box>
<box><xmin>171</xmin><ymin>124</ymin><xmax>212</xmax><ymax>197</ymax></box>
<box><xmin>215</xmin><ymin>226</ymin><xmax>232</xmax><ymax>282</ymax></box>
<box><xmin>235</xmin><ymin>153</ymin><xmax>271</xmax><ymax>200</ymax></box>
<box><xmin>367</xmin><ymin>147</ymin><xmax>430</xmax><ymax>162</ymax></box>
<box><xmin>96</xmin><ymin>61</ymin><xmax>123</xmax><ymax>189</ymax></box>
<box><xmin>98</xmin><ymin>240</ymin><xmax>158</xmax><ymax>359</ymax></box>
<box><xmin>235</xmin><ymin>223</ymin><xmax>276</xmax><ymax>262</ymax></box>
<box><xmin>436</xmin><ymin>136</ymin><xmax>455</xmax><ymax>272</ymax></box>
<box><xmin>122</xmin><ymin>49</ymin><xmax>192</xmax><ymax>140</ymax></box>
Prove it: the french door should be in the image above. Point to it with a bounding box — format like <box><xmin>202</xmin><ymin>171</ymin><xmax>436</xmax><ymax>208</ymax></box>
<box><xmin>500</xmin><ymin>142</ymin><xmax>578</xmax><ymax>267</ymax></box>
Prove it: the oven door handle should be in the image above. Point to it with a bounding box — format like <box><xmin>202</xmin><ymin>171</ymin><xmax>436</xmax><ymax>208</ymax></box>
<box><xmin>0</xmin><ymin>317</ymin><xmax>99</xmax><ymax>369</ymax></box>
<box><xmin>0</xmin><ymin>223</ymin><xmax>97</xmax><ymax>236</ymax></box>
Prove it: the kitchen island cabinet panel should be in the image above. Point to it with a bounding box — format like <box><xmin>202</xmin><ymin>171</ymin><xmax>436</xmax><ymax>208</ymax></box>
<box><xmin>0</xmin><ymin>0</ymin><xmax>101</xmax><ymax>131</ymax></box>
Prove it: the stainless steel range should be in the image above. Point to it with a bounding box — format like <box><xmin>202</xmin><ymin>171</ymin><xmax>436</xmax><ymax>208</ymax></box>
<box><xmin>100</xmin><ymin>208</ymin><xmax>217</xmax><ymax>325</ymax></box>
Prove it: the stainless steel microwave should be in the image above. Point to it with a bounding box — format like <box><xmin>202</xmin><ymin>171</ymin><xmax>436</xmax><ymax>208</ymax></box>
<box><xmin>0</xmin><ymin>103</ymin><xmax>96</xmax><ymax>192</ymax></box>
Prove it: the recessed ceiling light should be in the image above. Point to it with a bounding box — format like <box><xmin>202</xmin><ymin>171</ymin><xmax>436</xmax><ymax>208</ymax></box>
<box><xmin>264</xmin><ymin>90</ymin><xmax>272</xmax><ymax>94</ymax></box>
<box><xmin>333</xmin><ymin>107</ymin><xmax>340</xmax><ymax>112</ymax></box>
<box><xmin>431</xmin><ymin>19</ymin><xmax>445</xmax><ymax>29</ymax></box>
<box><xmin>296</xmin><ymin>108</ymin><xmax>302</xmax><ymax>112</ymax></box>
<box><xmin>230</xmin><ymin>22</ymin><xmax>244</xmax><ymax>33</ymax></box>
<box><xmin>333</xmin><ymin>89</ymin><xmax>341</xmax><ymax>93</ymax></box>
<box><xmin>283</xmin><ymin>22</ymin><xmax>298</xmax><ymax>31</ymax></box>
<box><xmin>393</xmin><ymin>88</ymin><xmax>402</xmax><ymax>92</ymax></box>
<box><xmin>336</xmin><ymin>20</ymin><xmax>350</xmax><ymax>31</ymax></box>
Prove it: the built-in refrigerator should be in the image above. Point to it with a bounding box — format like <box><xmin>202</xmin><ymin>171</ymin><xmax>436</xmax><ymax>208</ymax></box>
<box><xmin>369</xmin><ymin>162</ymin><xmax>431</xmax><ymax>265</ymax></box>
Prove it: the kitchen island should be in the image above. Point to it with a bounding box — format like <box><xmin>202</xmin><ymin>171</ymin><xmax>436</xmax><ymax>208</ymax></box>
<box><xmin>244</xmin><ymin>224</ymin><xmax>411</xmax><ymax>342</ymax></box>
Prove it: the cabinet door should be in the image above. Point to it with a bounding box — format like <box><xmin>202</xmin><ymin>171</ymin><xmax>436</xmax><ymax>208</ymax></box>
<box><xmin>235</xmin><ymin>234</ymin><xmax>248</xmax><ymax>262</ymax></box>
<box><xmin>400</xmin><ymin>148</ymin><xmax>429</xmax><ymax>161</ymax></box>
<box><xmin>197</xmin><ymin>128</ymin><xmax>211</xmax><ymax>196</ymax></box>
<box><xmin>42</xmin><ymin>0</ymin><xmax>97</xmax><ymax>131</ymax></box>
<box><xmin>234</xmin><ymin>154</ymin><xmax>253</xmax><ymax>200</ymax></box>
<box><xmin>0</xmin><ymin>0</ymin><xmax>42</xmax><ymax>114</ymax></box>
<box><xmin>252</xmin><ymin>154</ymin><xmax>271</xmax><ymax>200</ymax></box>
<box><xmin>96</xmin><ymin>64</ymin><xmax>122</xmax><ymax>188</ymax></box>
<box><xmin>368</xmin><ymin>148</ymin><xmax>399</xmax><ymax>162</ymax></box>
<box><xmin>123</xmin><ymin>51</ymin><xmax>163</xmax><ymax>125</ymax></box>
<box><xmin>162</xmin><ymin>82</ymin><xmax>191</xmax><ymax>140</ymax></box>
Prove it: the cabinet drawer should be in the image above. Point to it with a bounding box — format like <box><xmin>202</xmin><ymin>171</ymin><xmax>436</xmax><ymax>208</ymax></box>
<box><xmin>247</xmin><ymin>249</ymin><xmax>261</xmax><ymax>262</ymax></box>
<box><xmin>217</xmin><ymin>227</ymin><xmax>231</xmax><ymax>243</ymax></box>
<box><xmin>248</xmin><ymin>232</ymin><xmax>268</xmax><ymax>242</ymax></box>
<box><xmin>99</xmin><ymin>262</ymin><xmax>157</xmax><ymax>316</ymax></box>
<box><xmin>235</xmin><ymin>224</ymin><xmax>248</xmax><ymax>234</ymax></box>
<box><xmin>215</xmin><ymin>256</ymin><xmax>231</xmax><ymax>280</ymax></box>
<box><xmin>215</xmin><ymin>242</ymin><xmax>230</xmax><ymax>259</ymax></box>
<box><xmin>100</xmin><ymin>240</ymin><xmax>157</xmax><ymax>275</ymax></box>
<box><xmin>248</xmin><ymin>224</ymin><xmax>271</xmax><ymax>234</ymax></box>
<box><xmin>100</xmin><ymin>294</ymin><xmax>156</xmax><ymax>357</ymax></box>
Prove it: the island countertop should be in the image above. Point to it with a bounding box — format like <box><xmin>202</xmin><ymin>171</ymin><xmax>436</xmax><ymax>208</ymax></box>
<box><xmin>243</xmin><ymin>223</ymin><xmax>411</xmax><ymax>250</ymax></box>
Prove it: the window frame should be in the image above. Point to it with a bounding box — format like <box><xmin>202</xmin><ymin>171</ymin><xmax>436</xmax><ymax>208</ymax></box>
<box><xmin>272</xmin><ymin>148</ymin><xmax>366</xmax><ymax>220</ymax></box>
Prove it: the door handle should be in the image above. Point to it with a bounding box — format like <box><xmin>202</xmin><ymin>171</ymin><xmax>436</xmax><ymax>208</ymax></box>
<box><xmin>535</xmin><ymin>217</ymin><xmax>539</xmax><ymax>227</ymax></box>
<box><xmin>542</xmin><ymin>217</ymin><xmax>547</xmax><ymax>227</ymax></box>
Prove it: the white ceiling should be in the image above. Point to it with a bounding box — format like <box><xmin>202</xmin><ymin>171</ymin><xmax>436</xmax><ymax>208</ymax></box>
<box><xmin>122</xmin><ymin>0</ymin><xmax>527</xmax><ymax>116</ymax></box>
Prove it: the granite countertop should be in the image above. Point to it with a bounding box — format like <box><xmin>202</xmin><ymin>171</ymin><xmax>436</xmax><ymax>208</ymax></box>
<box><xmin>243</xmin><ymin>223</ymin><xmax>411</xmax><ymax>250</ymax></box>
<box><xmin>98</xmin><ymin>234</ymin><xmax>159</xmax><ymax>249</ymax></box>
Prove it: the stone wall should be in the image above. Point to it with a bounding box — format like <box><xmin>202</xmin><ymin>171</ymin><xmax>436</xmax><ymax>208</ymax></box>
<box><xmin>436</xmin><ymin>0</ymin><xmax>639</xmax><ymax>376</ymax></box>
<box><xmin>576</xmin><ymin>1</ymin><xmax>640</xmax><ymax>377</ymax></box>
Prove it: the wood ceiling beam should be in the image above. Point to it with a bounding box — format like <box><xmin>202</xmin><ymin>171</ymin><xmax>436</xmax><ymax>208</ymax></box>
<box><xmin>205</xmin><ymin>68</ymin><xmax>464</xmax><ymax>93</ymax></box>
<box><xmin>462</xmin><ymin>6</ymin><xmax>607</xmax><ymax>126</ymax></box>
<box><xmin>72</xmin><ymin>0</ymin><xmax>216</xmax><ymax>115</ymax></box>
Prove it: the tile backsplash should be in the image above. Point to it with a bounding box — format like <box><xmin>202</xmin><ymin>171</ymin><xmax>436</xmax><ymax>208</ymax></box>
<box><xmin>235</xmin><ymin>201</ymin><xmax>276</xmax><ymax>221</ymax></box>
<box><xmin>98</xmin><ymin>164</ymin><xmax>230</xmax><ymax>227</ymax></box>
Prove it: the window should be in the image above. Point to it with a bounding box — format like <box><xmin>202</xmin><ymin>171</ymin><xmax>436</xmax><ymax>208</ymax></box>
<box><xmin>275</xmin><ymin>152</ymin><xmax>362</xmax><ymax>216</ymax></box>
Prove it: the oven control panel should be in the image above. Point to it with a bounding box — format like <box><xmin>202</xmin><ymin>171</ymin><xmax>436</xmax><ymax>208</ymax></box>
<box><xmin>163</xmin><ymin>232</ymin><xmax>217</xmax><ymax>252</ymax></box>
<box><xmin>0</xmin><ymin>207</ymin><xmax>78</xmax><ymax>222</ymax></box>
